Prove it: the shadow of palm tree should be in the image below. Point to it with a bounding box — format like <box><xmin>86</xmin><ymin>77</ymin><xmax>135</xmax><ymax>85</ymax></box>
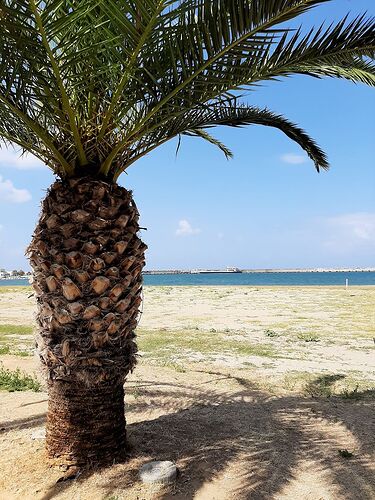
<box><xmin>7</xmin><ymin>371</ymin><xmax>372</xmax><ymax>499</ymax></box>
<box><xmin>104</xmin><ymin>373</ymin><xmax>375</xmax><ymax>499</ymax></box>
<box><xmin>0</xmin><ymin>412</ymin><xmax>46</xmax><ymax>433</ymax></box>
<box><xmin>304</xmin><ymin>373</ymin><xmax>346</xmax><ymax>397</ymax></box>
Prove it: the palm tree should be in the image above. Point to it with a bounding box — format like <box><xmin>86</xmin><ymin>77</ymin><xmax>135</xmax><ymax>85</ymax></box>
<box><xmin>1</xmin><ymin>0</ymin><xmax>374</xmax><ymax>467</ymax></box>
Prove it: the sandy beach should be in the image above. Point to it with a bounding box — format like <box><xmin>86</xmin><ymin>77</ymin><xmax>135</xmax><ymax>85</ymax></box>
<box><xmin>0</xmin><ymin>285</ymin><xmax>374</xmax><ymax>499</ymax></box>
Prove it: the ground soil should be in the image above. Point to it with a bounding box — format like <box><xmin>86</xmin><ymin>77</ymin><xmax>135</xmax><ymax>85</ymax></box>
<box><xmin>0</xmin><ymin>286</ymin><xmax>374</xmax><ymax>499</ymax></box>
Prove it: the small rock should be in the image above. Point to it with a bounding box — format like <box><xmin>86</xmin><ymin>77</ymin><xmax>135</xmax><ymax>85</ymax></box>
<box><xmin>31</xmin><ymin>428</ymin><xmax>46</xmax><ymax>440</ymax></box>
<box><xmin>56</xmin><ymin>467</ymin><xmax>81</xmax><ymax>483</ymax></box>
<box><xmin>139</xmin><ymin>461</ymin><xmax>177</xmax><ymax>484</ymax></box>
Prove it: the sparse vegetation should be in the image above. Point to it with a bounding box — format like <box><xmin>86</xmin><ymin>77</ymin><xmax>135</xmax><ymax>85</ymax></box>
<box><xmin>0</xmin><ymin>324</ymin><xmax>33</xmax><ymax>336</ymax></box>
<box><xmin>265</xmin><ymin>329</ymin><xmax>279</xmax><ymax>338</ymax></box>
<box><xmin>130</xmin><ymin>387</ymin><xmax>142</xmax><ymax>399</ymax></box>
<box><xmin>0</xmin><ymin>365</ymin><xmax>41</xmax><ymax>392</ymax></box>
<box><xmin>137</xmin><ymin>328</ymin><xmax>276</xmax><ymax>365</ymax></box>
<box><xmin>281</xmin><ymin>372</ymin><xmax>374</xmax><ymax>399</ymax></box>
<box><xmin>297</xmin><ymin>332</ymin><xmax>320</xmax><ymax>342</ymax></box>
<box><xmin>0</xmin><ymin>286</ymin><xmax>31</xmax><ymax>294</ymax></box>
<box><xmin>1</xmin><ymin>287</ymin><xmax>375</xmax><ymax>402</ymax></box>
<box><xmin>338</xmin><ymin>449</ymin><xmax>354</xmax><ymax>459</ymax></box>
<box><xmin>13</xmin><ymin>349</ymin><xmax>32</xmax><ymax>357</ymax></box>
<box><xmin>0</xmin><ymin>323</ymin><xmax>34</xmax><ymax>356</ymax></box>
<box><xmin>161</xmin><ymin>361</ymin><xmax>187</xmax><ymax>373</ymax></box>
<box><xmin>341</xmin><ymin>385</ymin><xmax>360</xmax><ymax>399</ymax></box>
<box><xmin>0</xmin><ymin>343</ymin><xmax>33</xmax><ymax>356</ymax></box>
<box><xmin>304</xmin><ymin>374</ymin><xmax>346</xmax><ymax>398</ymax></box>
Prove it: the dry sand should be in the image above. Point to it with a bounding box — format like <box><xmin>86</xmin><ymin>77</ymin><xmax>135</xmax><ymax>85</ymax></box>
<box><xmin>0</xmin><ymin>285</ymin><xmax>374</xmax><ymax>499</ymax></box>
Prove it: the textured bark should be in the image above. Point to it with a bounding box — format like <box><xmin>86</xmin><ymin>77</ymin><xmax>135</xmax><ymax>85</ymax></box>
<box><xmin>47</xmin><ymin>379</ymin><xmax>126</xmax><ymax>466</ymax></box>
<box><xmin>27</xmin><ymin>177</ymin><xmax>147</xmax><ymax>465</ymax></box>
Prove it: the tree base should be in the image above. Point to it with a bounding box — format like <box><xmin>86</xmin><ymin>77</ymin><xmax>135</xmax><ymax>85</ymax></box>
<box><xmin>46</xmin><ymin>379</ymin><xmax>127</xmax><ymax>467</ymax></box>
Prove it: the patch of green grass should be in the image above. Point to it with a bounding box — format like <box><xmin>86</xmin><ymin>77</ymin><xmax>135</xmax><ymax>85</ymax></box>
<box><xmin>161</xmin><ymin>361</ymin><xmax>187</xmax><ymax>373</ymax></box>
<box><xmin>0</xmin><ymin>340</ymin><xmax>33</xmax><ymax>356</ymax></box>
<box><xmin>297</xmin><ymin>332</ymin><xmax>320</xmax><ymax>343</ymax></box>
<box><xmin>0</xmin><ymin>364</ymin><xmax>41</xmax><ymax>392</ymax></box>
<box><xmin>283</xmin><ymin>371</ymin><xmax>375</xmax><ymax>399</ymax></box>
<box><xmin>137</xmin><ymin>328</ymin><xmax>276</xmax><ymax>363</ymax></box>
<box><xmin>0</xmin><ymin>286</ymin><xmax>32</xmax><ymax>294</ymax></box>
<box><xmin>0</xmin><ymin>324</ymin><xmax>34</xmax><ymax>357</ymax></box>
<box><xmin>265</xmin><ymin>329</ymin><xmax>279</xmax><ymax>338</ymax></box>
<box><xmin>13</xmin><ymin>349</ymin><xmax>32</xmax><ymax>357</ymax></box>
<box><xmin>235</xmin><ymin>343</ymin><xmax>276</xmax><ymax>357</ymax></box>
<box><xmin>340</xmin><ymin>385</ymin><xmax>360</xmax><ymax>400</ymax></box>
<box><xmin>0</xmin><ymin>344</ymin><xmax>32</xmax><ymax>358</ymax></box>
<box><xmin>303</xmin><ymin>374</ymin><xmax>345</xmax><ymax>398</ymax></box>
<box><xmin>0</xmin><ymin>324</ymin><xmax>33</xmax><ymax>336</ymax></box>
<box><xmin>130</xmin><ymin>387</ymin><xmax>142</xmax><ymax>399</ymax></box>
<box><xmin>271</xmin><ymin>322</ymin><xmax>291</xmax><ymax>330</ymax></box>
<box><xmin>283</xmin><ymin>372</ymin><xmax>311</xmax><ymax>391</ymax></box>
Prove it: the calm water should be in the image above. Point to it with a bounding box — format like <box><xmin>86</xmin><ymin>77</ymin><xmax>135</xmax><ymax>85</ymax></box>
<box><xmin>0</xmin><ymin>279</ymin><xmax>30</xmax><ymax>286</ymax></box>
<box><xmin>144</xmin><ymin>271</ymin><xmax>375</xmax><ymax>286</ymax></box>
<box><xmin>1</xmin><ymin>272</ymin><xmax>375</xmax><ymax>287</ymax></box>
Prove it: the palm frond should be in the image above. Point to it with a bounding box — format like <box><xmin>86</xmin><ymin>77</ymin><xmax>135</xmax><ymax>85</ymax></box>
<box><xmin>189</xmin><ymin>105</ymin><xmax>329</xmax><ymax>172</ymax></box>
<box><xmin>0</xmin><ymin>0</ymin><xmax>374</xmax><ymax>178</ymax></box>
<box><xmin>111</xmin><ymin>105</ymin><xmax>328</xmax><ymax>176</ymax></box>
<box><xmin>184</xmin><ymin>129</ymin><xmax>234</xmax><ymax>159</ymax></box>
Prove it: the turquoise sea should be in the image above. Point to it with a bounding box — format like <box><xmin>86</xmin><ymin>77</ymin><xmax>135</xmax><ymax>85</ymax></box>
<box><xmin>1</xmin><ymin>271</ymin><xmax>374</xmax><ymax>287</ymax></box>
<box><xmin>142</xmin><ymin>271</ymin><xmax>375</xmax><ymax>286</ymax></box>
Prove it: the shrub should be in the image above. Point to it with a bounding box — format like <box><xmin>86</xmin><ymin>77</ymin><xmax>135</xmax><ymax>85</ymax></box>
<box><xmin>0</xmin><ymin>364</ymin><xmax>41</xmax><ymax>392</ymax></box>
<box><xmin>297</xmin><ymin>332</ymin><xmax>320</xmax><ymax>342</ymax></box>
<box><xmin>265</xmin><ymin>329</ymin><xmax>279</xmax><ymax>338</ymax></box>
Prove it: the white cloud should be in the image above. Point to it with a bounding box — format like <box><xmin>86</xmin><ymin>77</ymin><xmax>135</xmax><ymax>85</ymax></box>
<box><xmin>326</xmin><ymin>213</ymin><xmax>375</xmax><ymax>243</ymax></box>
<box><xmin>281</xmin><ymin>153</ymin><xmax>308</xmax><ymax>165</ymax></box>
<box><xmin>0</xmin><ymin>176</ymin><xmax>32</xmax><ymax>203</ymax></box>
<box><xmin>175</xmin><ymin>219</ymin><xmax>201</xmax><ymax>236</ymax></box>
<box><xmin>0</xmin><ymin>149</ymin><xmax>44</xmax><ymax>170</ymax></box>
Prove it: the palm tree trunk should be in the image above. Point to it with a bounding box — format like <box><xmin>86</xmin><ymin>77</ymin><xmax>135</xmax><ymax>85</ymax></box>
<box><xmin>27</xmin><ymin>177</ymin><xmax>146</xmax><ymax>466</ymax></box>
<box><xmin>47</xmin><ymin>379</ymin><xmax>126</xmax><ymax>465</ymax></box>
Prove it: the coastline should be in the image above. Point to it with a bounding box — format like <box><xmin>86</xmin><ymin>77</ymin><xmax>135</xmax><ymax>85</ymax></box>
<box><xmin>144</xmin><ymin>267</ymin><xmax>375</xmax><ymax>274</ymax></box>
<box><xmin>1</xmin><ymin>268</ymin><xmax>374</xmax><ymax>282</ymax></box>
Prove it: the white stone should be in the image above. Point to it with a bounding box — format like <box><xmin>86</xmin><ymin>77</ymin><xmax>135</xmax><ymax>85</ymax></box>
<box><xmin>139</xmin><ymin>461</ymin><xmax>177</xmax><ymax>484</ymax></box>
<box><xmin>31</xmin><ymin>428</ymin><xmax>46</xmax><ymax>440</ymax></box>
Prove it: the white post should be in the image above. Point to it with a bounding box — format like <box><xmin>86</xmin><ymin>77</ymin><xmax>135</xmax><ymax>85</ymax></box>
<box><xmin>345</xmin><ymin>278</ymin><xmax>349</xmax><ymax>289</ymax></box>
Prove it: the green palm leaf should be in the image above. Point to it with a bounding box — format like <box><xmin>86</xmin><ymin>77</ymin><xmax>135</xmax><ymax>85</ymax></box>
<box><xmin>0</xmin><ymin>0</ymin><xmax>374</xmax><ymax>178</ymax></box>
<box><xmin>115</xmin><ymin>105</ymin><xmax>328</xmax><ymax>175</ymax></box>
<box><xmin>186</xmin><ymin>106</ymin><xmax>329</xmax><ymax>172</ymax></box>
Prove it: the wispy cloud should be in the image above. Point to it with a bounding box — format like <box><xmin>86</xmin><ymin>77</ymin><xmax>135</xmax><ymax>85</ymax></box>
<box><xmin>175</xmin><ymin>219</ymin><xmax>201</xmax><ymax>236</ymax></box>
<box><xmin>0</xmin><ymin>176</ymin><xmax>32</xmax><ymax>203</ymax></box>
<box><xmin>0</xmin><ymin>149</ymin><xmax>43</xmax><ymax>170</ymax></box>
<box><xmin>281</xmin><ymin>153</ymin><xmax>307</xmax><ymax>165</ymax></box>
<box><xmin>325</xmin><ymin>213</ymin><xmax>375</xmax><ymax>243</ymax></box>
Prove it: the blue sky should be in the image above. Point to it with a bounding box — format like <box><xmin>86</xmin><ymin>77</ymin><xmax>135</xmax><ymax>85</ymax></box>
<box><xmin>0</xmin><ymin>0</ymin><xmax>374</xmax><ymax>270</ymax></box>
